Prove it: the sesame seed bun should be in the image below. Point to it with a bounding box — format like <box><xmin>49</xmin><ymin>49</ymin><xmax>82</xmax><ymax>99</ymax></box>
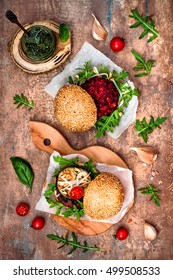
<box><xmin>84</xmin><ymin>172</ymin><xmax>124</xmax><ymax>220</ymax></box>
<box><xmin>54</xmin><ymin>85</ymin><xmax>97</xmax><ymax>132</ymax></box>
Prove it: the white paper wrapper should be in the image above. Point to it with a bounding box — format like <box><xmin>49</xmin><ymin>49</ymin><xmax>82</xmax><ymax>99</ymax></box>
<box><xmin>45</xmin><ymin>41</ymin><xmax>138</xmax><ymax>139</ymax></box>
<box><xmin>36</xmin><ymin>151</ymin><xmax>134</xmax><ymax>224</ymax></box>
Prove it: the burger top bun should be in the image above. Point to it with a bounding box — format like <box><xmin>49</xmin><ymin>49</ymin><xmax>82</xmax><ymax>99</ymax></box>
<box><xmin>83</xmin><ymin>172</ymin><xmax>124</xmax><ymax>220</ymax></box>
<box><xmin>54</xmin><ymin>85</ymin><xmax>97</xmax><ymax>132</ymax></box>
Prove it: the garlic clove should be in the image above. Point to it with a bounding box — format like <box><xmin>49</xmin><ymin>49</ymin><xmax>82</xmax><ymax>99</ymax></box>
<box><xmin>130</xmin><ymin>146</ymin><xmax>158</xmax><ymax>165</ymax></box>
<box><xmin>144</xmin><ymin>222</ymin><xmax>157</xmax><ymax>241</ymax></box>
<box><xmin>91</xmin><ymin>14</ymin><xmax>108</xmax><ymax>41</ymax></box>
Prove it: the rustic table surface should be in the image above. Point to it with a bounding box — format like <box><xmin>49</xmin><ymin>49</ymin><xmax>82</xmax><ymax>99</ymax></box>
<box><xmin>0</xmin><ymin>0</ymin><xmax>172</xmax><ymax>260</ymax></box>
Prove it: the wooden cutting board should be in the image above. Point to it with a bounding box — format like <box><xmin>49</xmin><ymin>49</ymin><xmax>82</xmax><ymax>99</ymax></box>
<box><xmin>30</xmin><ymin>121</ymin><xmax>132</xmax><ymax>235</ymax></box>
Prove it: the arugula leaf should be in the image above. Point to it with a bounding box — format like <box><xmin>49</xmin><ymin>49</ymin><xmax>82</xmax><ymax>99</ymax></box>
<box><xmin>62</xmin><ymin>203</ymin><xmax>84</xmax><ymax>220</ymax></box>
<box><xmin>138</xmin><ymin>184</ymin><xmax>161</xmax><ymax>206</ymax></box>
<box><xmin>44</xmin><ymin>183</ymin><xmax>56</xmax><ymax>197</ymax></box>
<box><xmin>53</xmin><ymin>156</ymin><xmax>79</xmax><ymax>169</ymax></box>
<box><xmin>96</xmin><ymin>86</ymin><xmax>139</xmax><ymax>137</ymax></box>
<box><xmin>68</xmin><ymin>61</ymin><xmax>129</xmax><ymax>86</ymax></box>
<box><xmin>68</xmin><ymin>75</ymin><xmax>74</xmax><ymax>84</ymax></box>
<box><xmin>135</xmin><ymin>116</ymin><xmax>167</xmax><ymax>142</ymax></box>
<box><xmin>46</xmin><ymin>196</ymin><xmax>84</xmax><ymax>219</ymax></box>
<box><xmin>112</xmin><ymin>69</ymin><xmax>129</xmax><ymax>82</ymax></box>
<box><xmin>59</xmin><ymin>23</ymin><xmax>70</xmax><ymax>43</ymax></box>
<box><xmin>129</xmin><ymin>8</ymin><xmax>159</xmax><ymax>42</ymax></box>
<box><xmin>47</xmin><ymin>232</ymin><xmax>104</xmax><ymax>254</ymax></box>
<box><xmin>83</xmin><ymin>159</ymin><xmax>100</xmax><ymax>178</ymax></box>
<box><xmin>10</xmin><ymin>157</ymin><xmax>34</xmax><ymax>192</ymax></box>
<box><xmin>45</xmin><ymin>197</ymin><xmax>63</xmax><ymax>208</ymax></box>
<box><xmin>131</xmin><ymin>50</ymin><xmax>155</xmax><ymax>77</ymax></box>
<box><xmin>13</xmin><ymin>93</ymin><xmax>34</xmax><ymax>109</ymax></box>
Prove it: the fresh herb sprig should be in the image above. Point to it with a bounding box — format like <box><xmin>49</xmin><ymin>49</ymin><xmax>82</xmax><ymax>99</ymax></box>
<box><xmin>135</xmin><ymin>116</ymin><xmax>167</xmax><ymax>142</ymax></box>
<box><xmin>47</xmin><ymin>232</ymin><xmax>104</xmax><ymax>254</ymax></box>
<box><xmin>138</xmin><ymin>184</ymin><xmax>161</xmax><ymax>207</ymax></box>
<box><xmin>61</xmin><ymin>201</ymin><xmax>84</xmax><ymax>220</ymax></box>
<box><xmin>13</xmin><ymin>93</ymin><xmax>34</xmax><ymax>109</ymax></box>
<box><xmin>68</xmin><ymin>61</ymin><xmax>129</xmax><ymax>85</ymax></box>
<box><xmin>96</xmin><ymin>85</ymin><xmax>139</xmax><ymax>137</ymax></box>
<box><xmin>59</xmin><ymin>23</ymin><xmax>70</xmax><ymax>43</ymax></box>
<box><xmin>129</xmin><ymin>8</ymin><xmax>159</xmax><ymax>42</ymax></box>
<box><xmin>83</xmin><ymin>159</ymin><xmax>100</xmax><ymax>178</ymax></box>
<box><xmin>53</xmin><ymin>156</ymin><xmax>79</xmax><ymax>169</ymax></box>
<box><xmin>45</xmin><ymin>196</ymin><xmax>84</xmax><ymax>219</ymax></box>
<box><xmin>131</xmin><ymin>50</ymin><xmax>155</xmax><ymax>77</ymax></box>
<box><xmin>53</xmin><ymin>155</ymin><xmax>99</xmax><ymax>178</ymax></box>
<box><xmin>10</xmin><ymin>156</ymin><xmax>34</xmax><ymax>192</ymax></box>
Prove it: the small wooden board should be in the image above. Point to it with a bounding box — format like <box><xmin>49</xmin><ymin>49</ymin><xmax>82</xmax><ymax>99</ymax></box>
<box><xmin>30</xmin><ymin>121</ymin><xmax>133</xmax><ymax>235</ymax></box>
<box><xmin>9</xmin><ymin>20</ymin><xmax>71</xmax><ymax>74</ymax></box>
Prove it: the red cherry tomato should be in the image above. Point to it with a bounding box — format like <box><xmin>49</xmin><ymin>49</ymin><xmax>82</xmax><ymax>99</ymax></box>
<box><xmin>16</xmin><ymin>202</ymin><xmax>29</xmax><ymax>216</ymax></box>
<box><xmin>116</xmin><ymin>227</ymin><xmax>128</xmax><ymax>240</ymax></box>
<box><xmin>69</xmin><ymin>186</ymin><xmax>84</xmax><ymax>200</ymax></box>
<box><xmin>110</xmin><ymin>37</ymin><xmax>125</xmax><ymax>52</ymax></box>
<box><xmin>31</xmin><ymin>217</ymin><xmax>45</xmax><ymax>230</ymax></box>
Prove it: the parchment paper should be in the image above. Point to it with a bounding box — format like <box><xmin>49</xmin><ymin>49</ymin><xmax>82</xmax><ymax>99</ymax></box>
<box><xmin>45</xmin><ymin>41</ymin><xmax>138</xmax><ymax>139</ymax></box>
<box><xmin>36</xmin><ymin>151</ymin><xmax>134</xmax><ymax>224</ymax></box>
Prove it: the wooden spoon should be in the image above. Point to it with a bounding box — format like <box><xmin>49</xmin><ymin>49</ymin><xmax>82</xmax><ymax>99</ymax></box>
<box><xmin>29</xmin><ymin>121</ymin><xmax>127</xmax><ymax>168</ymax></box>
<box><xmin>5</xmin><ymin>10</ymin><xmax>29</xmax><ymax>36</ymax></box>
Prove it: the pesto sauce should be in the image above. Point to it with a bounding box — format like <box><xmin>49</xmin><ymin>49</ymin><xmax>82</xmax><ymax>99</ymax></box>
<box><xmin>21</xmin><ymin>25</ymin><xmax>56</xmax><ymax>61</ymax></box>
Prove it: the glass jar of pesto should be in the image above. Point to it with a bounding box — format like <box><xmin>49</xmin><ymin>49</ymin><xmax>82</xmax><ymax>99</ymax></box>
<box><xmin>21</xmin><ymin>25</ymin><xmax>56</xmax><ymax>62</ymax></box>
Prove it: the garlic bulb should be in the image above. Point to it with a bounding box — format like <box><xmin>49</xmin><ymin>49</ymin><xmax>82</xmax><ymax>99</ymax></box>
<box><xmin>144</xmin><ymin>222</ymin><xmax>157</xmax><ymax>241</ymax></box>
<box><xmin>130</xmin><ymin>146</ymin><xmax>158</xmax><ymax>164</ymax></box>
<box><xmin>91</xmin><ymin>14</ymin><xmax>108</xmax><ymax>41</ymax></box>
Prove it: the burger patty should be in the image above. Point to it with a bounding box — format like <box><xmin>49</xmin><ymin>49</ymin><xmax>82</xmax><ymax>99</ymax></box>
<box><xmin>81</xmin><ymin>76</ymin><xmax>119</xmax><ymax>118</ymax></box>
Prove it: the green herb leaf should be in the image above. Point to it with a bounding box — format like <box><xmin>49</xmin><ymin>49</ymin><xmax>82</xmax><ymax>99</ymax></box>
<box><xmin>135</xmin><ymin>116</ymin><xmax>167</xmax><ymax>142</ymax></box>
<box><xmin>10</xmin><ymin>157</ymin><xmax>34</xmax><ymax>192</ymax></box>
<box><xmin>68</xmin><ymin>76</ymin><xmax>74</xmax><ymax>84</ymax></box>
<box><xmin>83</xmin><ymin>159</ymin><xmax>100</xmax><ymax>178</ymax></box>
<box><xmin>138</xmin><ymin>184</ymin><xmax>161</xmax><ymax>206</ymax></box>
<box><xmin>53</xmin><ymin>156</ymin><xmax>79</xmax><ymax>169</ymax></box>
<box><xmin>129</xmin><ymin>8</ymin><xmax>159</xmax><ymax>42</ymax></box>
<box><xmin>59</xmin><ymin>23</ymin><xmax>70</xmax><ymax>43</ymax></box>
<box><xmin>45</xmin><ymin>197</ymin><xmax>63</xmax><ymax>208</ymax></box>
<box><xmin>13</xmin><ymin>93</ymin><xmax>34</xmax><ymax>109</ymax></box>
<box><xmin>47</xmin><ymin>232</ymin><xmax>104</xmax><ymax>254</ymax></box>
<box><xmin>131</xmin><ymin>50</ymin><xmax>155</xmax><ymax>77</ymax></box>
<box><xmin>44</xmin><ymin>183</ymin><xmax>56</xmax><ymax>197</ymax></box>
<box><xmin>61</xmin><ymin>203</ymin><xmax>84</xmax><ymax>220</ymax></box>
<box><xmin>112</xmin><ymin>69</ymin><xmax>129</xmax><ymax>82</ymax></box>
<box><xmin>96</xmin><ymin>86</ymin><xmax>140</xmax><ymax>137</ymax></box>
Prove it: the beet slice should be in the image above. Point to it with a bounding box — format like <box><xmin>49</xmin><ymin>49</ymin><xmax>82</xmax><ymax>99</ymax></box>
<box><xmin>81</xmin><ymin>76</ymin><xmax>119</xmax><ymax>118</ymax></box>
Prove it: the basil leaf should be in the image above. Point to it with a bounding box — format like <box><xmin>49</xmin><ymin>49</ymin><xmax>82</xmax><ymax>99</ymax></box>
<box><xmin>59</xmin><ymin>23</ymin><xmax>70</xmax><ymax>43</ymax></box>
<box><xmin>10</xmin><ymin>157</ymin><xmax>34</xmax><ymax>192</ymax></box>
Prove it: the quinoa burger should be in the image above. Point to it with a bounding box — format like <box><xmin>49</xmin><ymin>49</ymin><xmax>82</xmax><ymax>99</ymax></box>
<box><xmin>83</xmin><ymin>172</ymin><xmax>124</xmax><ymax>220</ymax></box>
<box><xmin>54</xmin><ymin>84</ymin><xmax>97</xmax><ymax>132</ymax></box>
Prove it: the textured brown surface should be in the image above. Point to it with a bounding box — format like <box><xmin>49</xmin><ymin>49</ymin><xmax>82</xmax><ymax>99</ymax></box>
<box><xmin>0</xmin><ymin>0</ymin><xmax>172</xmax><ymax>260</ymax></box>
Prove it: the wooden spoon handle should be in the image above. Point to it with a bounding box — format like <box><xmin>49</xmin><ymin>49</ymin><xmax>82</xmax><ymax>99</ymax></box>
<box><xmin>5</xmin><ymin>10</ymin><xmax>29</xmax><ymax>36</ymax></box>
<box><xmin>29</xmin><ymin>121</ymin><xmax>76</xmax><ymax>155</ymax></box>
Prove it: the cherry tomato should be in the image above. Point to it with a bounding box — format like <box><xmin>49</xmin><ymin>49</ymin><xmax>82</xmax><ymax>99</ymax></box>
<box><xmin>31</xmin><ymin>217</ymin><xmax>45</xmax><ymax>230</ymax></box>
<box><xmin>69</xmin><ymin>186</ymin><xmax>84</xmax><ymax>200</ymax></box>
<box><xmin>110</xmin><ymin>37</ymin><xmax>125</xmax><ymax>52</ymax></box>
<box><xmin>116</xmin><ymin>227</ymin><xmax>128</xmax><ymax>240</ymax></box>
<box><xmin>16</xmin><ymin>202</ymin><xmax>29</xmax><ymax>216</ymax></box>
